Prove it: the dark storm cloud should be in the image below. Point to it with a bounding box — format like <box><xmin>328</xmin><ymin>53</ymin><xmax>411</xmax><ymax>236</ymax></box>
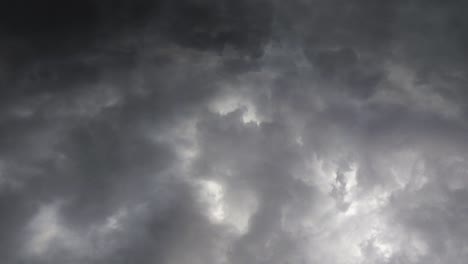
<box><xmin>2</xmin><ymin>1</ymin><xmax>468</xmax><ymax>264</ymax></box>
<box><xmin>0</xmin><ymin>0</ymin><xmax>273</xmax><ymax>110</ymax></box>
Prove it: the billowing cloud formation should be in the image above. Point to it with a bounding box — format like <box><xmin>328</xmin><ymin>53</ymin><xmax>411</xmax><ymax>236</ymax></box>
<box><xmin>1</xmin><ymin>1</ymin><xmax>468</xmax><ymax>263</ymax></box>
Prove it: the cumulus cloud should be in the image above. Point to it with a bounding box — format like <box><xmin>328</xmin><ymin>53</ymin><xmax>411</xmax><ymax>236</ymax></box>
<box><xmin>1</xmin><ymin>1</ymin><xmax>468</xmax><ymax>264</ymax></box>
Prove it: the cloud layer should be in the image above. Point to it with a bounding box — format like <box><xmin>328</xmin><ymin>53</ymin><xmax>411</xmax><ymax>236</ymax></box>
<box><xmin>1</xmin><ymin>1</ymin><xmax>468</xmax><ymax>263</ymax></box>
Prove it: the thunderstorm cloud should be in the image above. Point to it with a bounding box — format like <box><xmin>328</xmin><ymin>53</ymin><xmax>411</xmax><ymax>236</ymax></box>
<box><xmin>1</xmin><ymin>1</ymin><xmax>468</xmax><ymax>263</ymax></box>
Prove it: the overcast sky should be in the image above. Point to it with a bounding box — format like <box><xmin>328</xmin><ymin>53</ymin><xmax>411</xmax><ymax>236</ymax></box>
<box><xmin>1</xmin><ymin>1</ymin><xmax>468</xmax><ymax>263</ymax></box>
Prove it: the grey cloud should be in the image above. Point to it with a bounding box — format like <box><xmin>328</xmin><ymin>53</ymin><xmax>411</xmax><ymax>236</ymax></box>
<box><xmin>2</xmin><ymin>1</ymin><xmax>468</xmax><ymax>264</ymax></box>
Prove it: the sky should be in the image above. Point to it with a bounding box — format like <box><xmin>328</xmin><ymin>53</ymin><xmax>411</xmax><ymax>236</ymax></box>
<box><xmin>1</xmin><ymin>1</ymin><xmax>468</xmax><ymax>263</ymax></box>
